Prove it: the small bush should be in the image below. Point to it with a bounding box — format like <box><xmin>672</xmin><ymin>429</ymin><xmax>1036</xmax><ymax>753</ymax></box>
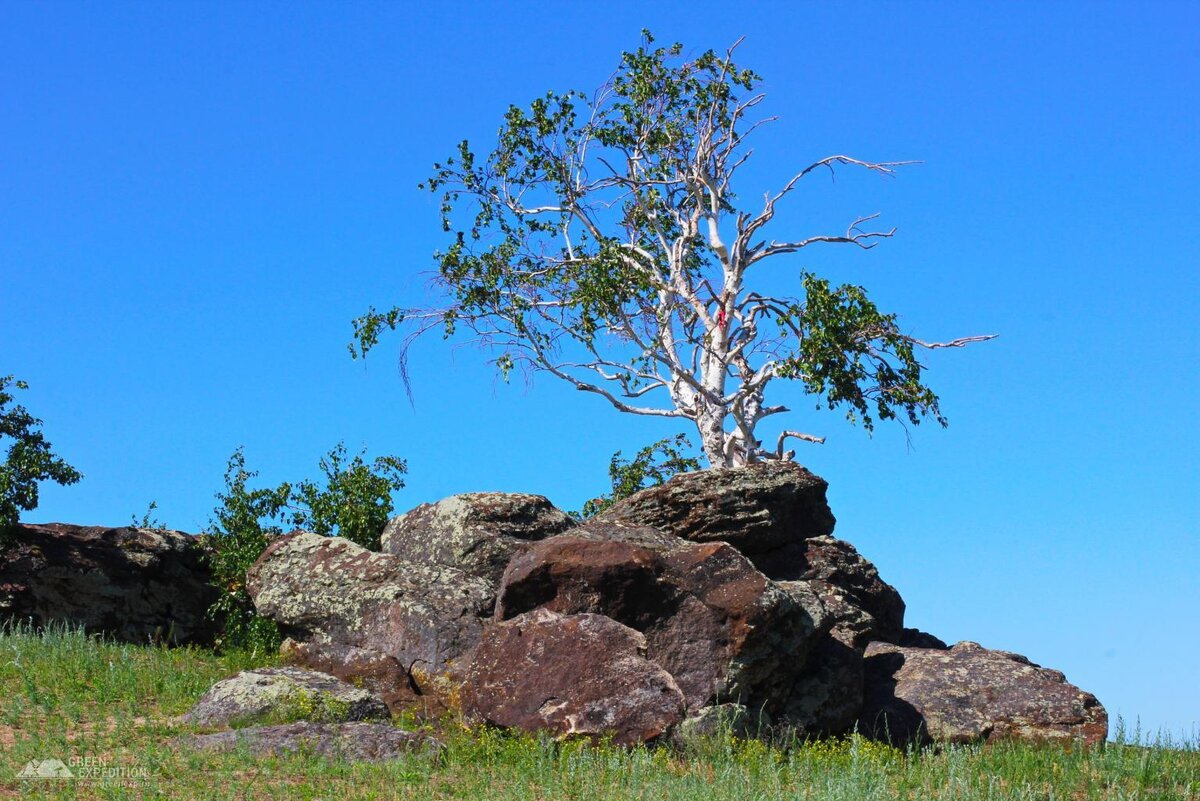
<box><xmin>577</xmin><ymin>434</ymin><xmax>700</xmax><ymax>518</ymax></box>
<box><xmin>201</xmin><ymin>443</ymin><xmax>406</xmax><ymax>653</ymax></box>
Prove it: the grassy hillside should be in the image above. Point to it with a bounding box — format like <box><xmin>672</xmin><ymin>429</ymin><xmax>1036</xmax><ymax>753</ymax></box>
<box><xmin>0</xmin><ymin>624</ymin><xmax>1195</xmax><ymax>800</ymax></box>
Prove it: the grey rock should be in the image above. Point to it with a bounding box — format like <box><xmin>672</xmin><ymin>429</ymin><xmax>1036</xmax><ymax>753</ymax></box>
<box><xmin>859</xmin><ymin>641</ymin><xmax>1108</xmax><ymax>746</ymax></box>
<box><xmin>674</xmin><ymin>703</ymin><xmax>771</xmax><ymax>744</ymax></box>
<box><xmin>899</xmin><ymin>627</ymin><xmax>949</xmax><ymax>649</ymax></box>
<box><xmin>382</xmin><ymin>493</ymin><xmax>574</xmax><ymax>584</ymax></box>
<box><xmin>777</xmin><ymin>536</ymin><xmax>905</xmax><ymax>649</ymax></box>
<box><xmin>183</xmin><ymin>721</ymin><xmax>441</xmax><ymax>761</ymax></box>
<box><xmin>247</xmin><ymin>532</ymin><xmax>493</xmax><ymax>674</ymax></box>
<box><xmin>183</xmin><ymin>666</ymin><xmax>389</xmax><ymax>729</ymax></box>
<box><xmin>778</xmin><ymin>634</ymin><xmax>864</xmax><ymax>737</ymax></box>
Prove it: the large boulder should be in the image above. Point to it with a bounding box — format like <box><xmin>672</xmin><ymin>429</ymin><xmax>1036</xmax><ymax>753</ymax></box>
<box><xmin>598</xmin><ymin>462</ymin><xmax>835</xmax><ymax>562</ymax></box>
<box><xmin>0</xmin><ymin>523</ymin><xmax>217</xmax><ymax>644</ymax></box>
<box><xmin>183</xmin><ymin>722</ymin><xmax>441</xmax><ymax>761</ymax></box>
<box><xmin>777</xmin><ymin>536</ymin><xmax>905</xmax><ymax>649</ymax></box>
<box><xmin>247</xmin><ymin>532</ymin><xmax>493</xmax><ymax>676</ymax></box>
<box><xmin>495</xmin><ymin>534</ymin><xmax>826</xmax><ymax>716</ymax></box>
<box><xmin>182</xmin><ymin>667</ymin><xmax>390</xmax><ymax>728</ymax></box>
<box><xmin>777</xmin><ymin>632</ymin><xmax>865</xmax><ymax>737</ymax></box>
<box><xmin>382</xmin><ymin>493</ymin><xmax>574</xmax><ymax>584</ymax></box>
<box><xmin>458</xmin><ymin>609</ymin><xmax>686</xmax><ymax>745</ymax></box>
<box><xmin>859</xmin><ymin>641</ymin><xmax>1108</xmax><ymax>746</ymax></box>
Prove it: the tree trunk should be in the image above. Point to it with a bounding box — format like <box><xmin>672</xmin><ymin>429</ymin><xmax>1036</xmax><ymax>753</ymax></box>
<box><xmin>695</xmin><ymin>405</ymin><xmax>730</xmax><ymax>468</ymax></box>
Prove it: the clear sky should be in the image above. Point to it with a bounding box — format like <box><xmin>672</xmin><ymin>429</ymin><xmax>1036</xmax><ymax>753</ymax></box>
<box><xmin>2</xmin><ymin>2</ymin><xmax>1196</xmax><ymax>738</ymax></box>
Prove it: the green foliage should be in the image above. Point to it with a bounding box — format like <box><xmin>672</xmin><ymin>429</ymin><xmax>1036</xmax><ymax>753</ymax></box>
<box><xmin>202</xmin><ymin>448</ymin><xmax>290</xmax><ymax>654</ymax></box>
<box><xmin>282</xmin><ymin>442</ymin><xmax>408</xmax><ymax>551</ymax></box>
<box><xmin>351</xmin><ymin>31</ymin><xmax>988</xmax><ymax>466</ymax></box>
<box><xmin>577</xmin><ymin>434</ymin><xmax>701</xmax><ymax>519</ymax></box>
<box><xmin>0</xmin><ymin>375</ymin><xmax>81</xmax><ymax>541</ymax></box>
<box><xmin>130</xmin><ymin>499</ymin><xmax>167</xmax><ymax>530</ymax></box>
<box><xmin>776</xmin><ymin>274</ymin><xmax>947</xmax><ymax>431</ymax></box>
<box><xmin>201</xmin><ymin>444</ymin><xmax>407</xmax><ymax>653</ymax></box>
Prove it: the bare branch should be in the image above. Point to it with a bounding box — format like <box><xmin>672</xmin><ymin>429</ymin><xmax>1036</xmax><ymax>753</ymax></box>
<box><xmin>906</xmin><ymin>334</ymin><xmax>999</xmax><ymax>349</ymax></box>
<box><xmin>776</xmin><ymin>430</ymin><xmax>826</xmax><ymax>459</ymax></box>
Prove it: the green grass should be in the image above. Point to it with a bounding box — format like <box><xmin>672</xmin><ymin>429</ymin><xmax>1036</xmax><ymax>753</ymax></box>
<box><xmin>0</xmin><ymin>623</ymin><xmax>1196</xmax><ymax>800</ymax></box>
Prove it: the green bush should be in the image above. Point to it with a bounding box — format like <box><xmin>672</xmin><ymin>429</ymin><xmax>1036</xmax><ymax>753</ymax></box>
<box><xmin>577</xmin><ymin>434</ymin><xmax>701</xmax><ymax>519</ymax></box>
<box><xmin>0</xmin><ymin>375</ymin><xmax>81</xmax><ymax>542</ymax></box>
<box><xmin>202</xmin><ymin>443</ymin><xmax>406</xmax><ymax>653</ymax></box>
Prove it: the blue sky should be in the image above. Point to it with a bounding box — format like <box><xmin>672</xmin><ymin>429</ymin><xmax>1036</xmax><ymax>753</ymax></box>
<box><xmin>2</xmin><ymin>2</ymin><xmax>1196</xmax><ymax>737</ymax></box>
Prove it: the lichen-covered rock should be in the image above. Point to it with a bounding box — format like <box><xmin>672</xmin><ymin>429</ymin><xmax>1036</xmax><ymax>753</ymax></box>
<box><xmin>183</xmin><ymin>667</ymin><xmax>390</xmax><ymax>728</ymax></box>
<box><xmin>382</xmin><ymin>493</ymin><xmax>575</xmax><ymax>584</ymax></box>
<box><xmin>459</xmin><ymin>609</ymin><xmax>686</xmax><ymax>745</ymax></box>
<box><xmin>777</xmin><ymin>634</ymin><xmax>864</xmax><ymax>737</ymax></box>
<box><xmin>247</xmin><ymin>532</ymin><xmax>493</xmax><ymax>674</ymax></box>
<box><xmin>570</xmin><ymin>518</ymin><xmax>688</xmax><ymax>552</ymax></box>
<box><xmin>771</xmin><ymin>543</ymin><xmax>908</xmax><ymax>737</ymax></box>
<box><xmin>0</xmin><ymin>523</ymin><xmax>217</xmax><ymax>644</ymax></box>
<box><xmin>859</xmin><ymin>641</ymin><xmax>1108</xmax><ymax>746</ymax></box>
<box><xmin>774</xmin><ymin>536</ymin><xmax>905</xmax><ymax>649</ymax></box>
<box><xmin>496</xmin><ymin>535</ymin><xmax>826</xmax><ymax>716</ymax></box>
<box><xmin>597</xmin><ymin>462</ymin><xmax>835</xmax><ymax>559</ymax></box>
<box><xmin>183</xmin><ymin>721</ymin><xmax>441</xmax><ymax>761</ymax></box>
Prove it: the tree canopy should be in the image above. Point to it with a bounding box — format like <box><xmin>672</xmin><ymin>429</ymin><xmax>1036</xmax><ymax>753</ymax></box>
<box><xmin>353</xmin><ymin>32</ymin><xmax>993</xmax><ymax>466</ymax></box>
<box><xmin>0</xmin><ymin>375</ymin><xmax>81</xmax><ymax>535</ymax></box>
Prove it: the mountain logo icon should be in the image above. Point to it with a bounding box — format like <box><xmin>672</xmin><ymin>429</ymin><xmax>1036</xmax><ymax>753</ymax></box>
<box><xmin>16</xmin><ymin>758</ymin><xmax>74</xmax><ymax>779</ymax></box>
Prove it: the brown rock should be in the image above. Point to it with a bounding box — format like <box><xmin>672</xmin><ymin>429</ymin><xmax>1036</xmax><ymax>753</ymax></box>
<box><xmin>899</xmin><ymin>628</ymin><xmax>948</xmax><ymax>649</ymax></box>
<box><xmin>859</xmin><ymin>641</ymin><xmax>1108</xmax><ymax>746</ymax></box>
<box><xmin>597</xmin><ymin>462</ymin><xmax>835</xmax><ymax>557</ymax></box>
<box><xmin>774</xmin><ymin>536</ymin><xmax>905</xmax><ymax>649</ymax></box>
<box><xmin>459</xmin><ymin>609</ymin><xmax>686</xmax><ymax>745</ymax></box>
<box><xmin>496</xmin><ymin>535</ymin><xmax>825</xmax><ymax>715</ymax></box>
<box><xmin>0</xmin><ymin>523</ymin><xmax>216</xmax><ymax>644</ymax></box>
<box><xmin>381</xmin><ymin>493</ymin><xmax>574</xmax><ymax>584</ymax></box>
<box><xmin>778</xmin><ymin>632</ymin><xmax>864</xmax><ymax>737</ymax></box>
<box><xmin>247</xmin><ymin>532</ymin><xmax>493</xmax><ymax>675</ymax></box>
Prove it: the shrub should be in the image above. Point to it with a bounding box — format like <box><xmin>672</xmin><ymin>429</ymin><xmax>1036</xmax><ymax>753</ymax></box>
<box><xmin>577</xmin><ymin>434</ymin><xmax>701</xmax><ymax>518</ymax></box>
<box><xmin>202</xmin><ymin>443</ymin><xmax>406</xmax><ymax>653</ymax></box>
<box><xmin>0</xmin><ymin>375</ymin><xmax>81</xmax><ymax>542</ymax></box>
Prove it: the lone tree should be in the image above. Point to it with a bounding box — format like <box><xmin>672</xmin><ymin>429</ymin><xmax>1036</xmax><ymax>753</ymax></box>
<box><xmin>353</xmin><ymin>33</ymin><xmax>993</xmax><ymax>467</ymax></box>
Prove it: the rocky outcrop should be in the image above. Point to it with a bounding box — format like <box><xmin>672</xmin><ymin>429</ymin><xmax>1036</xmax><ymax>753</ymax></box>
<box><xmin>183</xmin><ymin>722</ymin><xmax>441</xmax><ymax>761</ymax></box>
<box><xmin>899</xmin><ymin>628</ymin><xmax>948</xmax><ymax>649</ymax></box>
<box><xmin>496</xmin><ymin>535</ymin><xmax>826</xmax><ymax>716</ymax></box>
<box><xmin>382</xmin><ymin>493</ymin><xmax>574</xmax><ymax>584</ymax></box>
<box><xmin>247</xmin><ymin>532</ymin><xmax>492</xmax><ymax>675</ymax></box>
<box><xmin>598</xmin><ymin>462</ymin><xmax>835</xmax><ymax>566</ymax></box>
<box><xmin>859</xmin><ymin>641</ymin><xmax>1108</xmax><ymax>746</ymax></box>
<box><xmin>182</xmin><ymin>667</ymin><xmax>390</xmax><ymax>729</ymax></box>
<box><xmin>459</xmin><ymin>610</ymin><xmax>686</xmax><ymax>745</ymax></box>
<box><xmin>776</xmin><ymin>536</ymin><xmax>904</xmax><ymax>649</ymax></box>
<box><xmin>227</xmin><ymin>463</ymin><xmax>1106</xmax><ymax>750</ymax></box>
<box><xmin>778</xmin><ymin>634</ymin><xmax>865</xmax><ymax>737</ymax></box>
<box><xmin>0</xmin><ymin>523</ymin><xmax>217</xmax><ymax>644</ymax></box>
